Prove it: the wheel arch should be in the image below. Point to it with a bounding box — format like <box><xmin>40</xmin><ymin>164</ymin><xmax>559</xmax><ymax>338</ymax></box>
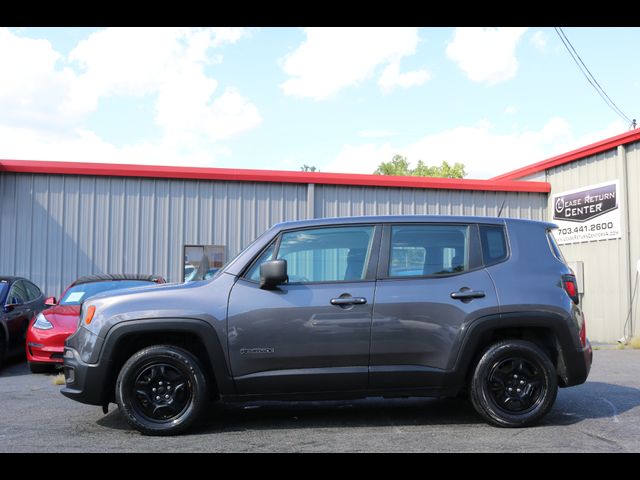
<box><xmin>100</xmin><ymin>319</ymin><xmax>234</xmax><ymax>404</ymax></box>
<box><xmin>447</xmin><ymin>312</ymin><xmax>578</xmax><ymax>390</ymax></box>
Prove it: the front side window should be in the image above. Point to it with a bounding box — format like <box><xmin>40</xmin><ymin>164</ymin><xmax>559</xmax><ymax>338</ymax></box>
<box><xmin>7</xmin><ymin>280</ymin><xmax>28</xmax><ymax>305</ymax></box>
<box><xmin>389</xmin><ymin>225</ymin><xmax>469</xmax><ymax>277</ymax></box>
<box><xmin>245</xmin><ymin>242</ymin><xmax>276</xmax><ymax>282</ymax></box>
<box><xmin>277</xmin><ymin>226</ymin><xmax>375</xmax><ymax>283</ymax></box>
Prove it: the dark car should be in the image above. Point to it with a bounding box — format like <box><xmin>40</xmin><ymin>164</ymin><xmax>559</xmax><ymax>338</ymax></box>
<box><xmin>0</xmin><ymin>276</ymin><xmax>46</xmax><ymax>368</ymax></box>
<box><xmin>26</xmin><ymin>274</ymin><xmax>165</xmax><ymax>373</ymax></box>
<box><xmin>62</xmin><ymin>216</ymin><xmax>592</xmax><ymax>435</ymax></box>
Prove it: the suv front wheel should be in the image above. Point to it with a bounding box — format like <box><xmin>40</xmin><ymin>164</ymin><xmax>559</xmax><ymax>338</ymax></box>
<box><xmin>115</xmin><ymin>345</ymin><xmax>208</xmax><ymax>436</ymax></box>
<box><xmin>470</xmin><ymin>340</ymin><xmax>557</xmax><ymax>427</ymax></box>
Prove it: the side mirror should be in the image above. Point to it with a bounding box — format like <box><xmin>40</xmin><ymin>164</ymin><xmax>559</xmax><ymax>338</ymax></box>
<box><xmin>45</xmin><ymin>296</ymin><xmax>57</xmax><ymax>306</ymax></box>
<box><xmin>259</xmin><ymin>259</ymin><xmax>287</xmax><ymax>289</ymax></box>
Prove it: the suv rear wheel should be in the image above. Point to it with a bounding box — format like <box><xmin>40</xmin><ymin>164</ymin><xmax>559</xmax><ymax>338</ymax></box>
<box><xmin>115</xmin><ymin>345</ymin><xmax>208</xmax><ymax>436</ymax></box>
<box><xmin>470</xmin><ymin>339</ymin><xmax>557</xmax><ymax>427</ymax></box>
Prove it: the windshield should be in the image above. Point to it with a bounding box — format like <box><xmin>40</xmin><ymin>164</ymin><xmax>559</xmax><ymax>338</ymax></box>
<box><xmin>0</xmin><ymin>281</ymin><xmax>8</xmax><ymax>302</ymax></box>
<box><xmin>59</xmin><ymin>280</ymin><xmax>155</xmax><ymax>305</ymax></box>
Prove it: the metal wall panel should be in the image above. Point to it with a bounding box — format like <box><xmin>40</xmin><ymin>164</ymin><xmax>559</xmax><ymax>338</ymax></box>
<box><xmin>313</xmin><ymin>185</ymin><xmax>547</xmax><ymax>221</ymax></box>
<box><xmin>625</xmin><ymin>141</ymin><xmax>640</xmax><ymax>339</ymax></box>
<box><xmin>0</xmin><ymin>173</ymin><xmax>308</xmax><ymax>297</ymax></box>
<box><xmin>544</xmin><ymin>148</ymin><xmax>630</xmax><ymax>343</ymax></box>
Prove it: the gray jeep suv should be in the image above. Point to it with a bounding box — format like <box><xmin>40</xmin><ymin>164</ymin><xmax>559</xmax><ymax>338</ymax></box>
<box><xmin>61</xmin><ymin>216</ymin><xmax>592</xmax><ymax>435</ymax></box>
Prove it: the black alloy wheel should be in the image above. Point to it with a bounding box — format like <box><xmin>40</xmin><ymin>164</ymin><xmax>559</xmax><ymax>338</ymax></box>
<box><xmin>470</xmin><ymin>340</ymin><xmax>557</xmax><ymax>428</ymax></box>
<box><xmin>116</xmin><ymin>345</ymin><xmax>208</xmax><ymax>436</ymax></box>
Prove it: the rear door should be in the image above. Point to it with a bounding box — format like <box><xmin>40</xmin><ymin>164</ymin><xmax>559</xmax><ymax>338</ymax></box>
<box><xmin>227</xmin><ymin>224</ymin><xmax>380</xmax><ymax>394</ymax></box>
<box><xmin>370</xmin><ymin>223</ymin><xmax>500</xmax><ymax>389</ymax></box>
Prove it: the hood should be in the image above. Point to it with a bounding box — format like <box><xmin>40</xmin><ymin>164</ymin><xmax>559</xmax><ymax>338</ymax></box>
<box><xmin>80</xmin><ymin>276</ymin><xmax>231</xmax><ymax>337</ymax></box>
<box><xmin>42</xmin><ymin>304</ymin><xmax>82</xmax><ymax>333</ymax></box>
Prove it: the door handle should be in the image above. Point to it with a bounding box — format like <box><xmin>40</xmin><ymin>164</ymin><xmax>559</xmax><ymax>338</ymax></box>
<box><xmin>330</xmin><ymin>297</ymin><xmax>367</xmax><ymax>306</ymax></box>
<box><xmin>450</xmin><ymin>290</ymin><xmax>486</xmax><ymax>300</ymax></box>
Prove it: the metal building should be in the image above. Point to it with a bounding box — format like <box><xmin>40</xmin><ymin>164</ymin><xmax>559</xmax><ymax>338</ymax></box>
<box><xmin>494</xmin><ymin>129</ymin><xmax>640</xmax><ymax>343</ymax></box>
<box><xmin>1</xmin><ymin>128</ymin><xmax>639</xmax><ymax>343</ymax></box>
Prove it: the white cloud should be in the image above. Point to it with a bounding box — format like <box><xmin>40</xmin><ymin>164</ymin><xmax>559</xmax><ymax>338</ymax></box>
<box><xmin>530</xmin><ymin>30</ymin><xmax>548</xmax><ymax>51</ymax></box>
<box><xmin>446</xmin><ymin>27</ymin><xmax>528</xmax><ymax>85</ymax></box>
<box><xmin>321</xmin><ymin>119</ymin><xmax>626</xmax><ymax>179</ymax></box>
<box><xmin>378</xmin><ymin>61</ymin><xmax>430</xmax><ymax>93</ymax></box>
<box><xmin>504</xmin><ymin>105</ymin><xmax>517</xmax><ymax>115</ymax></box>
<box><xmin>280</xmin><ymin>27</ymin><xmax>429</xmax><ymax>99</ymax></box>
<box><xmin>0</xmin><ymin>27</ymin><xmax>260</xmax><ymax>167</ymax></box>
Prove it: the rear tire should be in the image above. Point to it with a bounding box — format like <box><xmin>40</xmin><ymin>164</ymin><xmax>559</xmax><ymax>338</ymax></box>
<box><xmin>470</xmin><ymin>339</ymin><xmax>557</xmax><ymax>428</ymax></box>
<box><xmin>29</xmin><ymin>362</ymin><xmax>56</xmax><ymax>374</ymax></box>
<box><xmin>0</xmin><ymin>332</ymin><xmax>5</xmax><ymax>370</ymax></box>
<box><xmin>115</xmin><ymin>345</ymin><xmax>208</xmax><ymax>436</ymax></box>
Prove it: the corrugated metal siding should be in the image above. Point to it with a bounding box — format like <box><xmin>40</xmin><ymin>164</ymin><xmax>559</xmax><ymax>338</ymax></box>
<box><xmin>313</xmin><ymin>185</ymin><xmax>547</xmax><ymax>220</ymax></box>
<box><xmin>625</xmin><ymin>140</ymin><xmax>640</xmax><ymax>339</ymax></box>
<box><xmin>545</xmin><ymin>148</ymin><xmax>629</xmax><ymax>343</ymax></box>
<box><xmin>0</xmin><ymin>173</ymin><xmax>308</xmax><ymax>297</ymax></box>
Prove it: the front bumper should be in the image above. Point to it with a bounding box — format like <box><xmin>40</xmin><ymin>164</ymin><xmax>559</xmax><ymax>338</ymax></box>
<box><xmin>60</xmin><ymin>347</ymin><xmax>111</xmax><ymax>406</ymax></box>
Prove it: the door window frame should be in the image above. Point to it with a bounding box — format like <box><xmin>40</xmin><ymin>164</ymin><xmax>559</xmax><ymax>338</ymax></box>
<box><xmin>377</xmin><ymin>223</ymin><xmax>484</xmax><ymax>280</ymax></box>
<box><xmin>240</xmin><ymin>224</ymin><xmax>383</xmax><ymax>285</ymax></box>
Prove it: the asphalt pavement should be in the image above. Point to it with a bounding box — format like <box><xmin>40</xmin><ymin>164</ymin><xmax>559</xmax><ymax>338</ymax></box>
<box><xmin>1</xmin><ymin>349</ymin><xmax>639</xmax><ymax>452</ymax></box>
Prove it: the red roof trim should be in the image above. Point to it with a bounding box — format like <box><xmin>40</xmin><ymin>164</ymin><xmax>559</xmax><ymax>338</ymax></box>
<box><xmin>0</xmin><ymin>159</ymin><xmax>550</xmax><ymax>193</ymax></box>
<box><xmin>492</xmin><ymin>128</ymin><xmax>640</xmax><ymax>181</ymax></box>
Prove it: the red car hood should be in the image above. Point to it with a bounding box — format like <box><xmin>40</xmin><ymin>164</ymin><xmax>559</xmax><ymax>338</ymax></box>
<box><xmin>41</xmin><ymin>305</ymin><xmax>81</xmax><ymax>334</ymax></box>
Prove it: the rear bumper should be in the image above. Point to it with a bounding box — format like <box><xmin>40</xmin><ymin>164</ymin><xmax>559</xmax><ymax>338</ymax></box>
<box><xmin>60</xmin><ymin>347</ymin><xmax>110</xmax><ymax>406</ymax></box>
<box><xmin>560</xmin><ymin>338</ymin><xmax>592</xmax><ymax>387</ymax></box>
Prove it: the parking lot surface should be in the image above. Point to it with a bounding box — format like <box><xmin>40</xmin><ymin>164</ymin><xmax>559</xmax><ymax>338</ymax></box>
<box><xmin>0</xmin><ymin>349</ymin><xmax>639</xmax><ymax>452</ymax></box>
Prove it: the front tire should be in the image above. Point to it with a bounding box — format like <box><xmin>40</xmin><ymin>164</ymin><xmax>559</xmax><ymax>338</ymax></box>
<box><xmin>469</xmin><ymin>340</ymin><xmax>557</xmax><ymax>428</ymax></box>
<box><xmin>115</xmin><ymin>345</ymin><xmax>208</xmax><ymax>436</ymax></box>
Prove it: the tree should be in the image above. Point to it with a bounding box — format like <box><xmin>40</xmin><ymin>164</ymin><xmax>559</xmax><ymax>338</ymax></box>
<box><xmin>374</xmin><ymin>155</ymin><xmax>466</xmax><ymax>178</ymax></box>
<box><xmin>300</xmin><ymin>164</ymin><xmax>319</xmax><ymax>172</ymax></box>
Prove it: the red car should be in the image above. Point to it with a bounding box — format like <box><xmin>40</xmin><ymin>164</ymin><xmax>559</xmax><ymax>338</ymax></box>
<box><xmin>26</xmin><ymin>274</ymin><xmax>165</xmax><ymax>373</ymax></box>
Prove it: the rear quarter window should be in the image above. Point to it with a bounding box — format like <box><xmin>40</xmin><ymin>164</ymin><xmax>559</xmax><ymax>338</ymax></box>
<box><xmin>479</xmin><ymin>225</ymin><xmax>508</xmax><ymax>265</ymax></box>
<box><xmin>546</xmin><ymin>229</ymin><xmax>566</xmax><ymax>263</ymax></box>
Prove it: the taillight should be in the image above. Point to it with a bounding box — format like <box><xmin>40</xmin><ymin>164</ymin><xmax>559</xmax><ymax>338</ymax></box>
<box><xmin>562</xmin><ymin>274</ymin><xmax>579</xmax><ymax>304</ymax></box>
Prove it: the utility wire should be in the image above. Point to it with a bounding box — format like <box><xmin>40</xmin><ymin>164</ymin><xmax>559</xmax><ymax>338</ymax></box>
<box><xmin>554</xmin><ymin>27</ymin><xmax>634</xmax><ymax>128</ymax></box>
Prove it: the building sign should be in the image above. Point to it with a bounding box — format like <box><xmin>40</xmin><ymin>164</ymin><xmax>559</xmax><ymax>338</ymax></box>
<box><xmin>552</xmin><ymin>180</ymin><xmax>621</xmax><ymax>245</ymax></box>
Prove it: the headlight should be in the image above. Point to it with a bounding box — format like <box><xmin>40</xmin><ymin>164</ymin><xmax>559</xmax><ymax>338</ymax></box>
<box><xmin>33</xmin><ymin>313</ymin><xmax>53</xmax><ymax>330</ymax></box>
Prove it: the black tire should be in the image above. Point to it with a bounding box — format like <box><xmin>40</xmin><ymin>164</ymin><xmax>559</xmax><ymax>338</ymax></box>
<box><xmin>115</xmin><ymin>345</ymin><xmax>208</xmax><ymax>436</ymax></box>
<box><xmin>469</xmin><ymin>339</ymin><xmax>557</xmax><ymax>428</ymax></box>
<box><xmin>29</xmin><ymin>362</ymin><xmax>56</xmax><ymax>374</ymax></box>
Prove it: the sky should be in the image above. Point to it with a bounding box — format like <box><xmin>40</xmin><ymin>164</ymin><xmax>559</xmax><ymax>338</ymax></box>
<box><xmin>1</xmin><ymin>27</ymin><xmax>639</xmax><ymax>179</ymax></box>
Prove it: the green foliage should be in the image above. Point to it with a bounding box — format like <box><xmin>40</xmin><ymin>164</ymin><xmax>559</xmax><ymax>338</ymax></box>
<box><xmin>374</xmin><ymin>155</ymin><xmax>466</xmax><ymax>178</ymax></box>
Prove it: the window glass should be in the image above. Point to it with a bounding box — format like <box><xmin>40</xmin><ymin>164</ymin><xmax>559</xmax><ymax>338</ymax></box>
<box><xmin>277</xmin><ymin>226</ymin><xmax>374</xmax><ymax>283</ymax></box>
<box><xmin>546</xmin><ymin>229</ymin><xmax>566</xmax><ymax>263</ymax></box>
<box><xmin>479</xmin><ymin>225</ymin><xmax>508</xmax><ymax>265</ymax></box>
<box><xmin>7</xmin><ymin>280</ymin><xmax>28</xmax><ymax>305</ymax></box>
<box><xmin>389</xmin><ymin>225</ymin><xmax>469</xmax><ymax>277</ymax></box>
<box><xmin>245</xmin><ymin>243</ymin><xmax>276</xmax><ymax>282</ymax></box>
<box><xmin>183</xmin><ymin>245</ymin><xmax>225</xmax><ymax>282</ymax></box>
<box><xmin>24</xmin><ymin>281</ymin><xmax>42</xmax><ymax>301</ymax></box>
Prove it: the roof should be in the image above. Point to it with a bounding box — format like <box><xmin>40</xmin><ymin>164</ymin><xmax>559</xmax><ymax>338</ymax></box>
<box><xmin>492</xmin><ymin>128</ymin><xmax>640</xmax><ymax>181</ymax></box>
<box><xmin>272</xmin><ymin>214</ymin><xmax>556</xmax><ymax>230</ymax></box>
<box><xmin>0</xmin><ymin>159</ymin><xmax>550</xmax><ymax>193</ymax></box>
<box><xmin>72</xmin><ymin>274</ymin><xmax>163</xmax><ymax>286</ymax></box>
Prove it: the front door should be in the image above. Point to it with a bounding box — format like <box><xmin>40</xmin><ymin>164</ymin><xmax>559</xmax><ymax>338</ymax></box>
<box><xmin>370</xmin><ymin>223</ymin><xmax>500</xmax><ymax>389</ymax></box>
<box><xmin>227</xmin><ymin>224</ymin><xmax>380</xmax><ymax>394</ymax></box>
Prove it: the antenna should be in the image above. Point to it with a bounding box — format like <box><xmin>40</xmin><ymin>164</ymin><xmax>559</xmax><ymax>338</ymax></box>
<box><xmin>497</xmin><ymin>196</ymin><xmax>507</xmax><ymax>218</ymax></box>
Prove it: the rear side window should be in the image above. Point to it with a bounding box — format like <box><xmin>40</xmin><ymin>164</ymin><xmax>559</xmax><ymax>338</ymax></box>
<box><xmin>546</xmin><ymin>229</ymin><xmax>566</xmax><ymax>263</ymax></box>
<box><xmin>389</xmin><ymin>225</ymin><xmax>469</xmax><ymax>277</ymax></box>
<box><xmin>479</xmin><ymin>225</ymin><xmax>508</xmax><ymax>265</ymax></box>
<box><xmin>24</xmin><ymin>281</ymin><xmax>42</xmax><ymax>301</ymax></box>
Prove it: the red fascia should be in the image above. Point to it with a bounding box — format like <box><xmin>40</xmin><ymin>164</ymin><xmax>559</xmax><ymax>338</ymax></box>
<box><xmin>492</xmin><ymin>128</ymin><xmax>640</xmax><ymax>181</ymax></box>
<box><xmin>0</xmin><ymin>159</ymin><xmax>550</xmax><ymax>193</ymax></box>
